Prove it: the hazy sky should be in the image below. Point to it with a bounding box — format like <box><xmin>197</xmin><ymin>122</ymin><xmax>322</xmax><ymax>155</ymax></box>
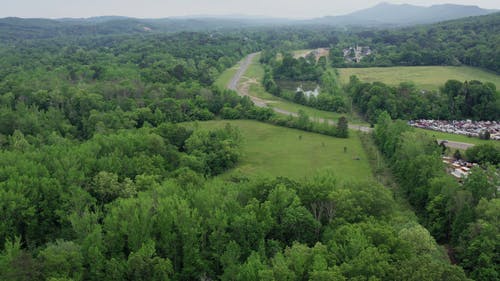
<box><xmin>1</xmin><ymin>0</ymin><xmax>499</xmax><ymax>19</ymax></box>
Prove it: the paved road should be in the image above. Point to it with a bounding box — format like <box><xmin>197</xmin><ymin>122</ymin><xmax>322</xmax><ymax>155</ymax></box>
<box><xmin>437</xmin><ymin>140</ymin><xmax>475</xmax><ymax>150</ymax></box>
<box><xmin>226</xmin><ymin>53</ymin><xmax>474</xmax><ymax>146</ymax></box>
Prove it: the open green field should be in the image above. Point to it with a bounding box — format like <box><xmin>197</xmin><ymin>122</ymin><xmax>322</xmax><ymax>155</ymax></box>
<box><xmin>186</xmin><ymin>120</ymin><xmax>373</xmax><ymax>181</ymax></box>
<box><xmin>414</xmin><ymin>128</ymin><xmax>499</xmax><ymax>146</ymax></box>
<box><xmin>243</xmin><ymin>54</ymin><xmax>368</xmax><ymax>125</ymax></box>
<box><xmin>338</xmin><ymin>66</ymin><xmax>500</xmax><ymax>91</ymax></box>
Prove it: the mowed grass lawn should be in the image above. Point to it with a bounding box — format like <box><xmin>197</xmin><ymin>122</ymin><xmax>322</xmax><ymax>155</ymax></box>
<box><xmin>338</xmin><ymin>66</ymin><xmax>500</xmax><ymax>91</ymax></box>
<box><xmin>186</xmin><ymin>120</ymin><xmax>373</xmax><ymax>181</ymax></box>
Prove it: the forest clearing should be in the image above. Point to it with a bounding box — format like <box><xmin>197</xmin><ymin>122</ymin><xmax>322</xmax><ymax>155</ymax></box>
<box><xmin>185</xmin><ymin>120</ymin><xmax>373</xmax><ymax>180</ymax></box>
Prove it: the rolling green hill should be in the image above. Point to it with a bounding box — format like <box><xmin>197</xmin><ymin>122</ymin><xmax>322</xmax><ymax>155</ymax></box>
<box><xmin>312</xmin><ymin>3</ymin><xmax>496</xmax><ymax>26</ymax></box>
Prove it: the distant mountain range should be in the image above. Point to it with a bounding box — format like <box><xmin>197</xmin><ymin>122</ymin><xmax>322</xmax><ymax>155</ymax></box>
<box><xmin>0</xmin><ymin>2</ymin><xmax>498</xmax><ymax>40</ymax></box>
<box><xmin>49</xmin><ymin>3</ymin><xmax>500</xmax><ymax>27</ymax></box>
<box><xmin>308</xmin><ymin>2</ymin><xmax>498</xmax><ymax>26</ymax></box>
<box><xmin>0</xmin><ymin>17</ymin><xmax>273</xmax><ymax>40</ymax></box>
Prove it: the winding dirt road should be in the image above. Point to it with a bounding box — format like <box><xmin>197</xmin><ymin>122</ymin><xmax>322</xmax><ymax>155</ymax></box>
<box><xmin>227</xmin><ymin>53</ymin><xmax>474</xmax><ymax>148</ymax></box>
<box><xmin>227</xmin><ymin>53</ymin><xmax>373</xmax><ymax>132</ymax></box>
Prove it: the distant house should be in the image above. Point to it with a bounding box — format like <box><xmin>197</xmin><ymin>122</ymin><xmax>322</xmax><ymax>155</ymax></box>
<box><xmin>343</xmin><ymin>45</ymin><xmax>372</xmax><ymax>63</ymax></box>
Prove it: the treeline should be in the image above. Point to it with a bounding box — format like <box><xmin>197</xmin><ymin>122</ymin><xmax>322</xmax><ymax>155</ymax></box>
<box><xmin>0</xmin><ymin>82</ymin><xmax>265</xmax><ymax>142</ymax></box>
<box><xmin>221</xmin><ymin>105</ymin><xmax>348</xmax><ymax>139</ymax></box>
<box><xmin>271</xmin><ymin>111</ymin><xmax>349</xmax><ymax>138</ymax></box>
<box><xmin>260</xmin><ymin>51</ymin><xmax>348</xmax><ymax>113</ymax></box>
<box><xmin>330</xmin><ymin>13</ymin><xmax>500</xmax><ymax>73</ymax></box>
<box><xmin>374</xmin><ymin>112</ymin><xmax>499</xmax><ymax>280</ymax></box>
<box><xmin>1</xmin><ymin>169</ymin><xmax>471</xmax><ymax>281</ymax></box>
<box><xmin>465</xmin><ymin>144</ymin><xmax>500</xmax><ymax>165</ymax></box>
<box><xmin>346</xmin><ymin>76</ymin><xmax>500</xmax><ymax>123</ymax></box>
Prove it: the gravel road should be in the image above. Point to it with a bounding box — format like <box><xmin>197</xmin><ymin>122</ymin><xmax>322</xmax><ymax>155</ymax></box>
<box><xmin>228</xmin><ymin>53</ymin><xmax>256</xmax><ymax>91</ymax></box>
<box><xmin>437</xmin><ymin>140</ymin><xmax>475</xmax><ymax>150</ymax></box>
<box><xmin>228</xmin><ymin>53</ymin><xmax>372</xmax><ymax>133</ymax></box>
<box><xmin>227</xmin><ymin>53</ymin><xmax>474</xmax><ymax>146</ymax></box>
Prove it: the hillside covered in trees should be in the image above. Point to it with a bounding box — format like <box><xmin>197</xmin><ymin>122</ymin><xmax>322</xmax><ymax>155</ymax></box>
<box><xmin>0</xmin><ymin>29</ymin><xmax>470</xmax><ymax>281</ymax></box>
<box><xmin>329</xmin><ymin>12</ymin><xmax>500</xmax><ymax>73</ymax></box>
<box><xmin>374</xmin><ymin>113</ymin><xmax>499</xmax><ymax>280</ymax></box>
<box><xmin>0</xmin><ymin>9</ymin><xmax>499</xmax><ymax>281</ymax></box>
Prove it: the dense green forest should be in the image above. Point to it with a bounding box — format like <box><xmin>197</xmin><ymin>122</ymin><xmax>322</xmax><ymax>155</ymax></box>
<box><xmin>374</xmin><ymin>112</ymin><xmax>499</xmax><ymax>280</ymax></box>
<box><xmin>0</xmin><ymin>32</ymin><xmax>280</xmax><ymax>142</ymax></box>
<box><xmin>346</xmin><ymin>76</ymin><xmax>500</xmax><ymax>123</ymax></box>
<box><xmin>0</xmin><ymin>26</ymin><xmax>349</xmax><ymax>280</ymax></box>
<box><xmin>0</xmin><ymin>11</ymin><xmax>499</xmax><ymax>281</ymax></box>
<box><xmin>330</xmin><ymin>12</ymin><xmax>500</xmax><ymax>73</ymax></box>
<box><xmin>1</xmin><ymin>168</ymin><xmax>472</xmax><ymax>281</ymax></box>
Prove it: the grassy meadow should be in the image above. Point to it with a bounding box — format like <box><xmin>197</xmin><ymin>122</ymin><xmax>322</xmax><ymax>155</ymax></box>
<box><xmin>338</xmin><ymin>66</ymin><xmax>500</xmax><ymax>90</ymax></box>
<box><xmin>185</xmin><ymin>120</ymin><xmax>373</xmax><ymax>181</ymax></box>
